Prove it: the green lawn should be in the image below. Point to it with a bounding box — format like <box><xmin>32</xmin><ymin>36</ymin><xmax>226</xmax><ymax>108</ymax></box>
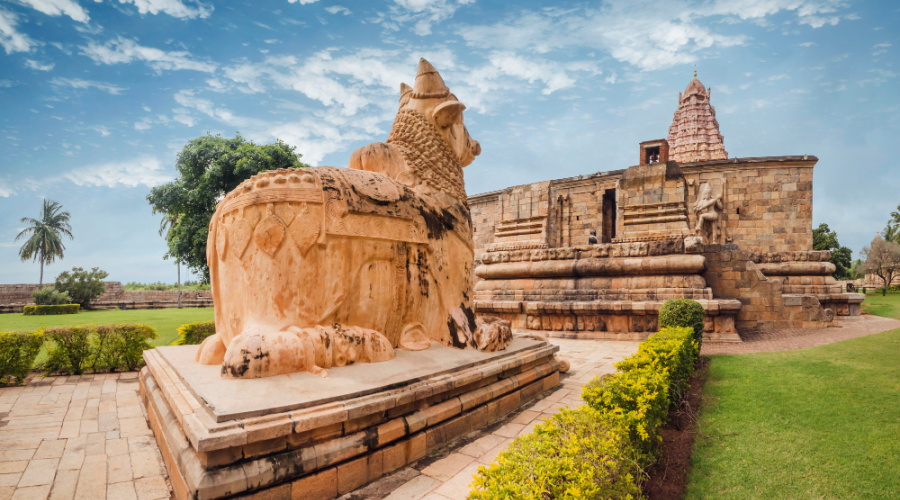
<box><xmin>860</xmin><ymin>291</ymin><xmax>900</xmax><ymax>320</ymax></box>
<box><xmin>0</xmin><ymin>307</ymin><xmax>214</xmax><ymax>346</ymax></box>
<box><xmin>686</xmin><ymin>295</ymin><xmax>900</xmax><ymax>498</ymax></box>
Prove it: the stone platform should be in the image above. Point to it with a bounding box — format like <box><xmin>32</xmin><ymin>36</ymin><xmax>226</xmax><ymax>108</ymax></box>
<box><xmin>139</xmin><ymin>339</ymin><xmax>560</xmax><ymax>499</ymax></box>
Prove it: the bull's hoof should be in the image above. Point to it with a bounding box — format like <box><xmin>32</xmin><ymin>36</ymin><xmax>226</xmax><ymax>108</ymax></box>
<box><xmin>196</xmin><ymin>333</ymin><xmax>226</xmax><ymax>365</ymax></box>
<box><xmin>399</xmin><ymin>323</ymin><xmax>431</xmax><ymax>351</ymax></box>
<box><xmin>474</xmin><ymin>316</ymin><xmax>512</xmax><ymax>352</ymax></box>
<box><xmin>221</xmin><ymin>329</ymin><xmax>305</xmax><ymax>379</ymax></box>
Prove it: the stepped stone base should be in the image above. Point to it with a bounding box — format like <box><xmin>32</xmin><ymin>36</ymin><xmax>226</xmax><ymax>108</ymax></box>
<box><xmin>139</xmin><ymin>339</ymin><xmax>559</xmax><ymax>499</ymax></box>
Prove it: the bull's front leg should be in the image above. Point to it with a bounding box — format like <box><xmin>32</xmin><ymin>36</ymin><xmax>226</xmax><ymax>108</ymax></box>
<box><xmin>221</xmin><ymin>325</ymin><xmax>307</xmax><ymax>379</ymax></box>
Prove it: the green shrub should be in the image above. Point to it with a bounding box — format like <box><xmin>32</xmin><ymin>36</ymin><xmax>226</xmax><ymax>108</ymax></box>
<box><xmin>0</xmin><ymin>330</ymin><xmax>44</xmax><ymax>385</ymax></box>
<box><xmin>23</xmin><ymin>304</ymin><xmax>80</xmax><ymax>315</ymax></box>
<box><xmin>55</xmin><ymin>267</ymin><xmax>108</xmax><ymax>308</ymax></box>
<box><xmin>32</xmin><ymin>287</ymin><xmax>73</xmax><ymax>305</ymax></box>
<box><xmin>471</xmin><ymin>326</ymin><xmax>700</xmax><ymax>498</ymax></box>
<box><xmin>43</xmin><ymin>326</ymin><xmax>93</xmax><ymax>375</ymax></box>
<box><xmin>659</xmin><ymin>298</ymin><xmax>705</xmax><ymax>346</ymax></box>
<box><xmin>97</xmin><ymin>324</ymin><xmax>157</xmax><ymax>371</ymax></box>
<box><xmin>41</xmin><ymin>323</ymin><xmax>157</xmax><ymax>375</ymax></box>
<box><xmin>173</xmin><ymin>321</ymin><xmax>215</xmax><ymax>345</ymax></box>
<box><xmin>470</xmin><ymin>405</ymin><xmax>642</xmax><ymax>499</ymax></box>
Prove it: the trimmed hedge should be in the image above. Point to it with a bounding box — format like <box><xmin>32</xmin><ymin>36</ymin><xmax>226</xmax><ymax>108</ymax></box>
<box><xmin>0</xmin><ymin>330</ymin><xmax>44</xmax><ymax>386</ymax></box>
<box><xmin>23</xmin><ymin>304</ymin><xmax>80</xmax><ymax>316</ymax></box>
<box><xmin>173</xmin><ymin>321</ymin><xmax>216</xmax><ymax>345</ymax></box>
<box><xmin>43</xmin><ymin>324</ymin><xmax>157</xmax><ymax>375</ymax></box>
<box><xmin>470</xmin><ymin>324</ymin><xmax>699</xmax><ymax>498</ymax></box>
<box><xmin>659</xmin><ymin>298</ymin><xmax>704</xmax><ymax>348</ymax></box>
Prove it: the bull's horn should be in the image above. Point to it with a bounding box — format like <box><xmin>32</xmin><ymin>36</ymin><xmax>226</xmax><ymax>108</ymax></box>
<box><xmin>412</xmin><ymin>58</ymin><xmax>450</xmax><ymax>99</ymax></box>
<box><xmin>400</xmin><ymin>82</ymin><xmax>412</xmax><ymax>95</ymax></box>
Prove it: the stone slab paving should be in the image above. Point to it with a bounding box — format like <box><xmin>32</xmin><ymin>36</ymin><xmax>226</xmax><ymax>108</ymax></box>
<box><xmin>5</xmin><ymin>316</ymin><xmax>893</xmax><ymax>500</ymax></box>
<box><xmin>0</xmin><ymin>372</ymin><xmax>171</xmax><ymax>500</ymax></box>
<box><xmin>338</xmin><ymin>338</ymin><xmax>641</xmax><ymax>500</ymax></box>
<box><xmin>701</xmin><ymin>315</ymin><xmax>900</xmax><ymax>355</ymax></box>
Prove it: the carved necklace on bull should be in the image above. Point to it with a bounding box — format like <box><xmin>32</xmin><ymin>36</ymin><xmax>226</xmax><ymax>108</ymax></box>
<box><xmin>386</xmin><ymin>109</ymin><xmax>466</xmax><ymax>203</ymax></box>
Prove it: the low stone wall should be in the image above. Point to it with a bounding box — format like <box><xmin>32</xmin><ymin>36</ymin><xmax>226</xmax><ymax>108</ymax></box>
<box><xmin>0</xmin><ymin>282</ymin><xmax>213</xmax><ymax>313</ymax></box>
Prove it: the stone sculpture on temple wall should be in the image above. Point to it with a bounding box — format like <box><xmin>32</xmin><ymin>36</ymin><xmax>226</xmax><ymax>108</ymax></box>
<box><xmin>693</xmin><ymin>182</ymin><xmax>724</xmax><ymax>243</ymax></box>
<box><xmin>667</xmin><ymin>71</ymin><xmax>728</xmax><ymax>163</ymax></box>
<box><xmin>197</xmin><ymin>58</ymin><xmax>512</xmax><ymax>378</ymax></box>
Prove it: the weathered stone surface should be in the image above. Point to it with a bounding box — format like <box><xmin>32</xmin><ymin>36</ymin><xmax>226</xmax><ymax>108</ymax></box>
<box><xmin>198</xmin><ymin>59</ymin><xmax>511</xmax><ymax>379</ymax></box>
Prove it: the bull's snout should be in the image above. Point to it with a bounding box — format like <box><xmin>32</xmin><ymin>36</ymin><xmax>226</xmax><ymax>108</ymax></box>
<box><xmin>471</xmin><ymin>140</ymin><xmax>481</xmax><ymax>157</ymax></box>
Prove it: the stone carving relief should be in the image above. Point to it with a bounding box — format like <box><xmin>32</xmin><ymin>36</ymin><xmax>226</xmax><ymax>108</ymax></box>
<box><xmin>197</xmin><ymin>59</ymin><xmax>513</xmax><ymax>378</ymax></box>
<box><xmin>693</xmin><ymin>182</ymin><xmax>724</xmax><ymax>243</ymax></box>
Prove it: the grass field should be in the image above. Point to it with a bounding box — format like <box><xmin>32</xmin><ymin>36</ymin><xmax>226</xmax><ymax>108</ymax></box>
<box><xmin>0</xmin><ymin>307</ymin><xmax>214</xmax><ymax>346</ymax></box>
<box><xmin>686</xmin><ymin>294</ymin><xmax>900</xmax><ymax>498</ymax></box>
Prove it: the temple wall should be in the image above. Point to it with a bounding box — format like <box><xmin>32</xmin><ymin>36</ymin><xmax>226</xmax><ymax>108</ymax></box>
<box><xmin>469</xmin><ymin>156</ymin><xmax>816</xmax><ymax>257</ymax></box>
<box><xmin>680</xmin><ymin>157</ymin><xmax>815</xmax><ymax>253</ymax></box>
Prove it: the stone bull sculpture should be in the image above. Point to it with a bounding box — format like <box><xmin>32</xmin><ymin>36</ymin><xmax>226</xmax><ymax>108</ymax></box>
<box><xmin>196</xmin><ymin>59</ymin><xmax>512</xmax><ymax>378</ymax></box>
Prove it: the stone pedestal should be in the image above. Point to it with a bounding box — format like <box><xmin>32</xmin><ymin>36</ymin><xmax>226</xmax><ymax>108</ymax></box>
<box><xmin>139</xmin><ymin>339</ymin><xmax>559</xmax><ymax>499</ymax></box>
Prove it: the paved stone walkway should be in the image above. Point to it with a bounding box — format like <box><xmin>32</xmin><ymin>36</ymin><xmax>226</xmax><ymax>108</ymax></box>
<box><xmin>0</xmin><ymin>372</ymin><xmax>171</xmax><ymax>500</ymax></box>
<box><xmin>4</xmin><ymin>315</ymin><xmax>897</xmax><ymax>500</ymax></box>
<box><xmin>338</xmin><ymin>339</ymin><xmax>641</xmax><ymax>500</ymax></box>
<box><xmin>701</xmin><ymin>314</ymin><xmax>900</xmax><ymax>355</ymax></box>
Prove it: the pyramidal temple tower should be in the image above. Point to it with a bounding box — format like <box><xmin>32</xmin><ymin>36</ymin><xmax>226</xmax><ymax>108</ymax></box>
<box><xmin>667</xmin><ymin>71</ymin><xmax>727</xmax><ymax>163</ymax></box>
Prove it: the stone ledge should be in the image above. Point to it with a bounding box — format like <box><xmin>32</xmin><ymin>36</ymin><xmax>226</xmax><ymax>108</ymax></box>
<box><xmin>141</xmin><ymin>341</ymin><xmax>559</xmax><ymax>499</ymax></box>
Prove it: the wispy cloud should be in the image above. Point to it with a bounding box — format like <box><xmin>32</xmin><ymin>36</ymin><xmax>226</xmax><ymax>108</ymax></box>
<box><xmin>80</xmin><ymin>36</ymin><xmax>217</xmax><ymax>73</ymax></box>
<box><xmin>25</xmin><ymin>59</ymin><xmax>54</xmax><ymax>71</ymax></box>
<box><xmin>372</xmin><ymin>0</ymin><xmax>474</xmax><ymax>36</ymax></box>
<box><xmin>18</xmin><ymin>0</ymin><xmax>90</xmax><ymax>23</ymax></box>
<box><xmin>117</xmin><ymin>0</ymin><xmax>212</xmax><ymax>19</ymax></box>
<box><xmin>0</xmin><ymin>9</ymin><xmax>34</xmax><ymax>54</ymax></box>
<box><xmin>64</xmin><ymin>156</ymin><xmax>172</xmax><ymax>188</ymax></box>
<box><xmin>51</xmin><ymin>77</ymin><xmax>127</xmax><ymax>95</ymax></box>
<box><xmin>457</xmin><ymin>0</ymin><xmax>851</xmax><ymax>71</ymax></box>
<box><xmin>325</xmin><ymin>5</ymin><xmax>350</xmax><ymax>15</ymax></box>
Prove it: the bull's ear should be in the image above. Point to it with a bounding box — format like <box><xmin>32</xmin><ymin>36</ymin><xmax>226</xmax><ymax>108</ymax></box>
<box><xmin>432</xmin><ymin>101</ymin><xmax>466</xmax><ymax>128</ymax></box>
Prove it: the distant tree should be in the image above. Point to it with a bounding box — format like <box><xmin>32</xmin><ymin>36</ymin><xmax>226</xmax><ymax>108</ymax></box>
<box><xmin>849</xmin><ymin>259</ymin><xmax>865</xmax><ymax>280</ymax></box>
<box><xmin>158</xmin><ymin>213</ymin><xmax>183</xmax><ymax>308</ymax></box>
<box><xmin>16</xmin><ymin>199</ymin><xmax>73</xmax><ymax>286</ymax></box>
<box><xmin>812</xmin><ymin>223</ymin><xmax>853</xmax><ymax>280</ymax></box>
<box><xmin>147</xmin><ymin>134</ymin><xmax>309</xmax><ymax>281</ymax></box>
<box><xmin>55</xmin><ymin>267</ymin><xmax>109</xmax><ymax>309</ymax></box>
<box><xmin>860</xmin><ymin>235</ymin><xmax>900</xmax><ymax>289</ymax></box>
<box><xmin>882</xmin><ymin>221</ymin><xmax>900</xmax><ymax>245</ymax></box>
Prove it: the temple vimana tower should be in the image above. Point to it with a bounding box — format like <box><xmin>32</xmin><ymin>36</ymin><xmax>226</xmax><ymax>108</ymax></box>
<box><xmin>472</xmin><ymin>73</ymin><xmax>864</xmax><ymax>341</ymax></box>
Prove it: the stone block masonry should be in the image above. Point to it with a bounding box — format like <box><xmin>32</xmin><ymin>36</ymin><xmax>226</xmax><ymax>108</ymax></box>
<box><xmin>0</xmin><ymin>281</ymin><xmax>212</xmax><ymax>313</ymax></box>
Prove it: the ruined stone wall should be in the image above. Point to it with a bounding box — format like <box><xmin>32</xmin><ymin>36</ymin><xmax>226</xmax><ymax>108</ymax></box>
<box><xmin>0</xmin><ymin>281</ymin><xmax>125</xmax><ymax>305</ymax></box>
<box><xmin>681</xmin><ymin>156</ymin><xmax>816</xmax><ymax>253</ymax></box>
<box><xmin>0</xmin><ymin>281</ymin><xmax>211</xmax><ymax>310</ymax></box>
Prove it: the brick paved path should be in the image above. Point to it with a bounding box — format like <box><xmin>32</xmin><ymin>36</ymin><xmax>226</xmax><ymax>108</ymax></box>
<box><xmin>3</xmin><ymin>315</ymin><xmax>896</xmax><ymax>500</ymax></box>
<box><xmin>338</xmin><ymin>339</ymin><xmax>641</xmax><ymax>500</ymax></box>
<box><xmin>0</xmin><ymin>372</ymin><xmax>171</xmax><ymax>500</ymax></box>
<box><xmin>701</xmin><ymin>315</ymin><xmax>900</xmax><ymax>355</ymax></box>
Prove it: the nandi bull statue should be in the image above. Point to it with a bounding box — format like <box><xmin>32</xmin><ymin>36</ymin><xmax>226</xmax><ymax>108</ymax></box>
<box><xmin>197</xmin><ymin>58</ymin><xmax>513</xmax><ymax>378</ymax></box>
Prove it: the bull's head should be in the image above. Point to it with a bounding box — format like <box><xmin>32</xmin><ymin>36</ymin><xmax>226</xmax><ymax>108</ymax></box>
<box><xmin>399</xmin><ymin>58</ymin><xmax>481</xmax><ymax>167</ymax></box>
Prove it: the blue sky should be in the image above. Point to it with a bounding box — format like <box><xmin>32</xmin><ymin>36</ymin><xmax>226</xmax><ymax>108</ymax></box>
<box><xmin>0</xmin><ymin>0</ymin><xmax>897</xmax><ymax>284</ymax></box>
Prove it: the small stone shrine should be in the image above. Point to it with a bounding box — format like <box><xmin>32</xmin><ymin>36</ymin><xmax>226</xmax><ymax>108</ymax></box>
<box><xmin>140</xmin><ymin>60</ymin><xmax>559</xmax><ymax>499</ymax></box>
<box><xmin>472</xmin><ymin>73</ymin><xmax>864</xmax><ymax>340</ymax></box>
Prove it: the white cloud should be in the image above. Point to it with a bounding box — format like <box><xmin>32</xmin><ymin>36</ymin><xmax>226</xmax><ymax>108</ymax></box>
<box><xmin>325</xmin><ymin>5</ymin><xmax>350</xmax><ymax>15</ymax></box>
<box><xmin>0</xmin><ymin>178</ymin><xmax>13</xmax><ymax>197</ymax></box>
<box><xmin>51</xmin><ymin>77</ymin><xmax>127</xmax><ymax>94</ymax></box>
<box><xmin>799</xmin><ymin>41</ymin><xmax>815</xmax><ymax>47</ymax></box>
<box><xmin>25</xmin><ymin>59</ymin><xmax>54</xmax><ymax>71</ymax></box>
<box><xmin>286</xmin><ymin>0</ymin><xmax>319</xmax><ymax>3</ymax></box>
<box><xmin>458</xmin><ymin>0</ymin><xmax>851</xmax><ymax>71</ymax></box>
<box><xmin>92</xmin><ymin>125</ymin><xmax>111</xmax><ymax>136</ymax></box>
<box><xmin>373</xmin><ymin>0</ymin><xmax>474</xmax><ymax>36</ymax></box>
<box><xmin>18</xmin><ymin>0</ymin><xmax>90</xmax><ymax>23</ymax></box>
<box><xmin>65</xmin><ymin>156</ymin><xmax>172</xmax><ymax>188</ymax></box>
<box><xmin>0</xmin><ymin>9</ymin><xmax>34</xmax><ymax>54</ymax></box>
<box><xmin>80</xmin><ymin>36</ymin><xmax>217</xmax><ymax>73</ymax></box>
<box><xmin>117</xmin><ymin>0</ymin><xmax>212</xmax><ymax>19</ymax></box>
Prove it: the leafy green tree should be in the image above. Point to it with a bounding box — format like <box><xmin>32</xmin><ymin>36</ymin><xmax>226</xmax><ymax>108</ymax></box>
<box><xmin>812</xmin><ymin>223</ymin><xmax>853</xmax><ymax>280</ymax></box>
<box><xmin>882</xmin><ymin>222</ymin><xmax>900</xmax><ymax>244</ymax></box>
<box><xmin>15</xmin><ymin>200</ymin><xmax>73</xmax><ymax>286</ymax></box>
<box><xmin>861</xmin><ymin>235</ymin><xmax>900</xmax><ymax>289</ymax></box>
<box><xmin>147</xmin><ymin>134</ymin><xmax>308</xmax><ymax>281</ymax></box>
<box><xmin>55</xmin><ymin>267</ymin><xmax>108</xmax><ymax>309</ymax></box>
<box><xmin>849</xmin><ymin>259</ymin><xmax>865</xmax><ymax>280</ymax></box>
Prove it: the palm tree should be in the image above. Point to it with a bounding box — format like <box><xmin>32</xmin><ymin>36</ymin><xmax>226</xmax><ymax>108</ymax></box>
<box><xmin>883</xmin><ymin>223</ymin><xmax>899</xmax><ymax>244</ymax></box>
<box><xmin>158</xmin><ymin>213</ymin><xmax>183</xmax><ymax>308</ymax></box>
<box><xmin>16</xmin><ymin>199</ymin><xmax>73</xmax><ymax>286</ymax></box>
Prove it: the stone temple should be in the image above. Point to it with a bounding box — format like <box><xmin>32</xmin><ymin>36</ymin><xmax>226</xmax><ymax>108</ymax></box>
<box><xmin>472</xmin><ymin>74</ymin><xmax>864</xmax><ymax>341</ymax></box>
